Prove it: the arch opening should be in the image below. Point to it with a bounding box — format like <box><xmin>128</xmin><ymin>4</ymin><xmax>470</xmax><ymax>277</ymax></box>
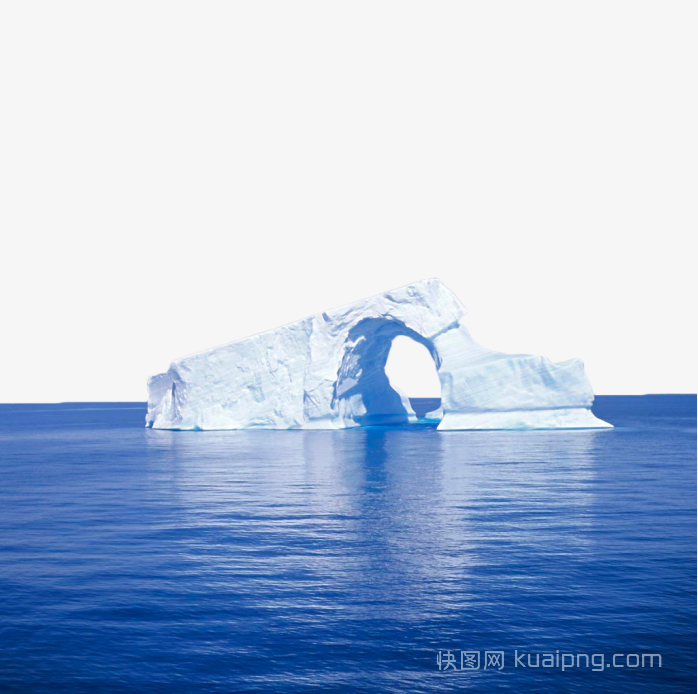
<box><xmin>385</xmin><ymin>335</ymin><xmax>442</xmax><ymax>421</ymax></box>
<box><xmin>332</xmin><ymin>318</ymin><xmax>442</xmax><ymax>427</ymax></box>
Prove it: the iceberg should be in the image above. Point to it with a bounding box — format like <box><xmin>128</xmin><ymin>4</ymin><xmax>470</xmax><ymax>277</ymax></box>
<box><xmin>146</xmin><ymin>279</ymin><xmax>611</xmax><ymax>430</ymax></box>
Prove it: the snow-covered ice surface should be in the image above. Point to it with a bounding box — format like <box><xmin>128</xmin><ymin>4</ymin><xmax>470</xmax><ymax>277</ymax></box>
<box><xmin>146</xmin><ymin>279</ymin><xmax>611</xmax><ymax>430</ymax></box>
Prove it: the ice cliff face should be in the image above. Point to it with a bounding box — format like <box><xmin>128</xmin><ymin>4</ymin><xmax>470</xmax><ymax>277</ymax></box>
<box><xmin>146</xmin><ymin>279</ymin><xmax>611</xmax><ymax>430</ymax></box>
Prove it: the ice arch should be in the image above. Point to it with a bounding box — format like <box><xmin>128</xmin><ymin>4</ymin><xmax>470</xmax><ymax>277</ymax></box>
<box><xmin>146</xmin><ymin>278</ymin><xmax>611</xmax><ymax>430</ymax></box>
<box><xmin>333</xmin><ymin>318</ymin><xmax>441</xmax><ymax>425</ymax></box>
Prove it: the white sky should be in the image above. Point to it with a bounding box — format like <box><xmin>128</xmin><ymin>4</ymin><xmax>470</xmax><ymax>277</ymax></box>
<box><xmin>1</xmin><ymin>1</ymin><xmax>695</xmax><ymax>402</ymax></box>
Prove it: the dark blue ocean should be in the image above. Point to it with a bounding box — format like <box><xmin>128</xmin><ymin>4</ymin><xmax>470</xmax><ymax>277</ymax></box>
<box><xmin>0</xmin><ymin>396</ymin><xmax>695</xmax><ymax>693</ymax></box>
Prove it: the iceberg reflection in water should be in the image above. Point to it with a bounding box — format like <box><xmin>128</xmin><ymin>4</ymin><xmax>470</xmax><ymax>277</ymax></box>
<box><xmin>0</xmin><ymin>396</ymin><xmax>694</xmax><ymax>693</ymax></box>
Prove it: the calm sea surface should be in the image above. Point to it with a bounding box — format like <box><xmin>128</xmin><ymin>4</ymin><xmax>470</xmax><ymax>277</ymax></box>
<box><xmin>0</xmin><ymin>396</ymin><xmax>695</xmax><ymax>693</ymax></box>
